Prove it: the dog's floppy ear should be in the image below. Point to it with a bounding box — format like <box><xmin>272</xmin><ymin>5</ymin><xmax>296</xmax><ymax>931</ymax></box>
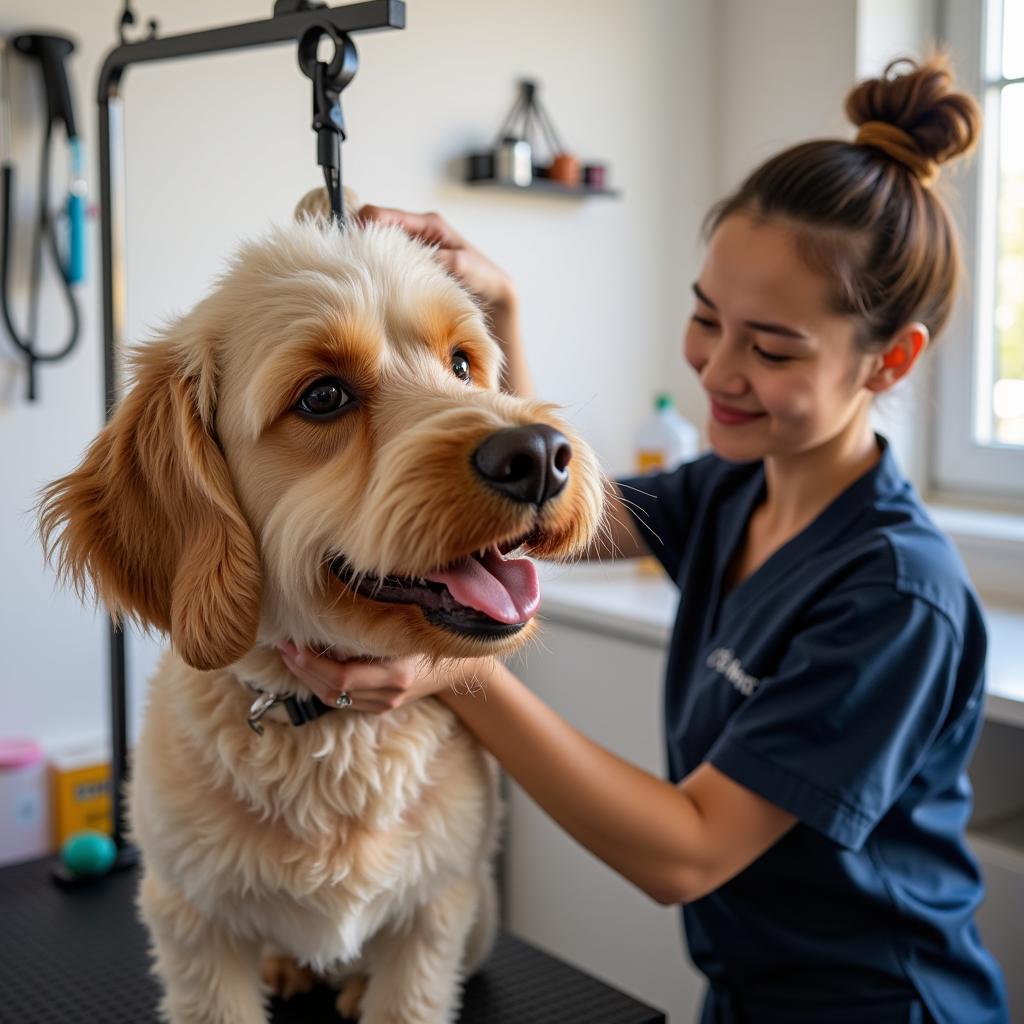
<box><xmin>39</xmin><ymin>333</ymin><xmax>262</xmax><ymax>671</ymax></box>
<box><xmin>293</xmin><ymin>186</ymin><xmax>361</xmax><ymax>225</ymax></box>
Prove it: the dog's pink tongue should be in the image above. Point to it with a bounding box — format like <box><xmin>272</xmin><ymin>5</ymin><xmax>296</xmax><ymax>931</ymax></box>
<box><xmin>426</xmin><ymin>550</ymin><xmax>539</xmax><ymax>624</ymax></box>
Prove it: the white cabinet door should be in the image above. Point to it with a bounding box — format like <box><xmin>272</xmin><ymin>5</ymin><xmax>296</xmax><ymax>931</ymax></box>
<box><xmin>505</xmin><ymin>618</ymin><xmax>706</xmax><ymax>1023</ymax></box>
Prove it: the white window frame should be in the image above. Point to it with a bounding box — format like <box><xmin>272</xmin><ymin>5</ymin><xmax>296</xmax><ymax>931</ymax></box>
<box><xmin>933</xmin><ymin>0</ymin><xmax>1024</xmax><ymax>502</ymax></box>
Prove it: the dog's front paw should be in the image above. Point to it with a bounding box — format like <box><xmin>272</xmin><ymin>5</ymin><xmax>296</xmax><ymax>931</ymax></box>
<box><xmin>261</xmin><ymin>952</ymin><xmax>317</xmax><ymax>1000</ymax></box>
<box><xmin>336</xmin><ymin>974</ymin><xmax>368</xmax><ymax>1020</ymax></box>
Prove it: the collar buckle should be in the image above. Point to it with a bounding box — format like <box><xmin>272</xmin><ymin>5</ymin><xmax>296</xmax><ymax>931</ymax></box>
<box><xmin>247</xmin><ymin>692</ymin><xmax>281</xmax><ymax>735</ymax></box>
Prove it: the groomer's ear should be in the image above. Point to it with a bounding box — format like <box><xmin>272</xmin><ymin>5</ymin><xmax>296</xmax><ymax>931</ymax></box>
<box><xmin>865</xmin><ymin>322</ymin><xmax>929</xmax><ymax>393</ymax></box>
<box><xmin>293</xmin><ymin>186</ymin><xmax>361</xmax><ymax>225</ymax></box>
<box><xmin>39</xmin><ymin>329</ymin><xmax>262</xmax><ymax>670</ymax></box>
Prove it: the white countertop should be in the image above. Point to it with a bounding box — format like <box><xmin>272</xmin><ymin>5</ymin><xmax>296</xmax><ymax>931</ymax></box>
<box><xmin>537</xmin><ymin>561</ymin><xmax>1024</xmax><ymax>729</ymax></box>
<box><xmin>537</xmin><ymin>561</ymin><xmax>678</xmax><ymax>645</ymax></box>
<box><xmin>984</xmin><ymin>607</ymin><xmax>1024</xmax><ymax>729</ymax></box>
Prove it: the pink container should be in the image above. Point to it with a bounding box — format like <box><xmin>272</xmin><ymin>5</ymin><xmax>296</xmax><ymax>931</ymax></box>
<box><xmin>0</xmin><ymin>738</ymin><xmax>52</xmax><ymax>866</ymax></box>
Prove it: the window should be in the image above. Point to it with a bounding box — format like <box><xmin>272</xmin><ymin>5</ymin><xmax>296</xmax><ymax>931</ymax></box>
<box><xmin>934</xmin><ymin>0</ymin><xmax>1024</xmax><ymax>499</ymax></box>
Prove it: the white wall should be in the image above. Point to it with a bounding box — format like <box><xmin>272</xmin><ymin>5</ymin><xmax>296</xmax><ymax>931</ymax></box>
<box><xmin>712</xmin><ymin>0</ymin><xmax>859</xmax><ymax>192</ymax></box>
<box><xmin>2</xmin><ymin>0</ymin><xmax>945</xmax><ymax>747</ymax></box>
<box><xmin>122</xmin><ymin>0</ymin><xmax>712</xmax><ymax>472</ymax></box>
<box><xmin>856</xmin><ymin>0</ymin><xmax>936</xmax><ymax>77</ymax></box>
<box><xmin>1</xmin><ymin>5</ymin><xmax>121</xmax><ymax>752</ymax></box>
<box><xmin>1</xmin><ymin>2</ymin><xmax>975</xmax><ymax>1020</ymax></box>
<box><xmin>1</xmin><ymin>0</ymin><xmax>714</xmax><ymax>750</ymax></box>
<box><xmin>0</xmin><ymin>0</ymin><xmax>943</xmax><ymax>760</ymax></box>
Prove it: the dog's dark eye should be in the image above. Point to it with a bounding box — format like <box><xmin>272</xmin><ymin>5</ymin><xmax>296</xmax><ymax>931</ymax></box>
<box><xmin>451</xmin><ymin>351</ymin><xmax>471</xmax><ymax>382</ymax></box>
<box><xmin>297</xmin><ymin>377</ymin><xmax>351</xmax><ymax>419</ymax></box>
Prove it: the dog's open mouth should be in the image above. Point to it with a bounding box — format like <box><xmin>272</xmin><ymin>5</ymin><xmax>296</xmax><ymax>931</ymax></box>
<box><xmin>329</xmin><ymin>537</ymin><xmax>540</xmax><ymax>639</ymax></box>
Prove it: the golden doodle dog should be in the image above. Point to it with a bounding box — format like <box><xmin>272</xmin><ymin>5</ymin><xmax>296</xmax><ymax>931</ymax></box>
<box><xmin>40</xmin><ymin>189</ymin><xmax>604</xmax><ymax>1024</ymax></box>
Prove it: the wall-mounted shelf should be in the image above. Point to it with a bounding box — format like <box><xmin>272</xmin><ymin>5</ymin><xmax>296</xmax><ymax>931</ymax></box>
<box><xmin>464</xmin><ymin>176</ymin><xmax>620</xmax><ymax>199</ymax></box>
<box><xmin>463</xmin><ymin>80</ymin><xmax>620</xmax><ymax>202</ymax></box>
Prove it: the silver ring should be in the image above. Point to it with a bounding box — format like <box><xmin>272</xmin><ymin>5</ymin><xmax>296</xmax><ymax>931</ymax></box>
<box><xmin>335</xmin><ymin>690</ymin><xmax>352</xmax><ymax>709</ymax></box>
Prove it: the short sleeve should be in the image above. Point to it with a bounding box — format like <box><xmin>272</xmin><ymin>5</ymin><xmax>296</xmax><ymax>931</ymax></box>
<box><xmin>707</xmin><ymin>586</ymin><xmax>961</xmax><ymax>851</ymax></box>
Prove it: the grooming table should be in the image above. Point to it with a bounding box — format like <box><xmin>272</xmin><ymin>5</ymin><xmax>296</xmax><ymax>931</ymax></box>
<box><xmin>0</xmin><ymin>857</ymin><xmax>665</xmax><ymax>1023</ymax></box>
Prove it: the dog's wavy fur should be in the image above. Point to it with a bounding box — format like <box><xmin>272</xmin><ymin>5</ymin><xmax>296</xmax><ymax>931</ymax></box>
<box><xmin>39</xmin><ymin>190</ymin><xmax>603</xmax><ymax>1024</ymax></box>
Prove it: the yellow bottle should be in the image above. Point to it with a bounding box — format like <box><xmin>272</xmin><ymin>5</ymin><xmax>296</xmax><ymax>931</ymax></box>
<box><xmin>50</xmin><ymin>743</ymin><xmax>112</xmax><ymax>846</ymax></box>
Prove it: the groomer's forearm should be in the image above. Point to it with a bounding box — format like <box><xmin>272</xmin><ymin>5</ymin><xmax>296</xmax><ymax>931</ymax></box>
<box><xmin>489</xmin><ymin>290</ymin><xmax>533</xmax><ymax>398</ymax></box>
<box><xmin>443</xmin><ymin>661</ymin><xmax>707</xmax><ymax>904</ymax></box>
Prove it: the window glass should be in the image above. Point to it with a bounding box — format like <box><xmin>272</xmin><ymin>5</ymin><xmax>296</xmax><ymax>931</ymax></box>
<box><xmin>994</xmin><ymin>52</ymin><xmax>1024</xmax><ymax>443</ymax></box>
<box><xmin>1002</xmin><ymin>0</ymin><xmax>1024</xmax><ymax>79</ymax></box>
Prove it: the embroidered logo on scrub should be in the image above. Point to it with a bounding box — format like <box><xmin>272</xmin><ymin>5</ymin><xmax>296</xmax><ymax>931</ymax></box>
<box><xmin>706</xmin><ymin>647</ymin><xmax>760</xmax><ymax>697</ymax></box>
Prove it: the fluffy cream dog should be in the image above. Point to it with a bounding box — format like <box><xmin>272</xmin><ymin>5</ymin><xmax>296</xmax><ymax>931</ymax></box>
<box><xmin>40</xmin><ymin>191</ymin><xmax>604</xmax><ymax>1024</ymax></box>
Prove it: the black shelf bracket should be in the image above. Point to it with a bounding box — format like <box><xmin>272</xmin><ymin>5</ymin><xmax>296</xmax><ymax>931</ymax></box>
<box><xmin>464</xmin><ymin>176</ymin><xmax>620</xmax><ymax>199</ymax></box>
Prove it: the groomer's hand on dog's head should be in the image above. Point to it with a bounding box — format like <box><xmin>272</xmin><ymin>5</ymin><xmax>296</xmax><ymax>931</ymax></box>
<box><xmin>357</xmin><ymin>204</ymin><xmax>516</xmax><ymax>313</ymax></box>
<box><xmin>40</xmin><ymin>187</ymin><xmax>604</xmax><ymax>673</ymax></box>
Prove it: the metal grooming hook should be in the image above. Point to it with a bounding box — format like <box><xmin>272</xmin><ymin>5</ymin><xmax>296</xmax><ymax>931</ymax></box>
<box><xmin>298</xmin><ymin>21</ymin><xmax>358</xmax><ymax>227</ymax></box>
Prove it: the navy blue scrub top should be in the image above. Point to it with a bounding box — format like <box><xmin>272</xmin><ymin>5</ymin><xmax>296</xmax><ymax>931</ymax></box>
<box><xmin>618</xmin><ymin>437</ymin><xmax>1008</xmax><ymax>1024</ymax></box>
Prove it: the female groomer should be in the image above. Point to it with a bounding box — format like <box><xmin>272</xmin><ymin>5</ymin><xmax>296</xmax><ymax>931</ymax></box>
<box><xmin>280</xmin><ymin>57</ymin><xmax>1010</xmax><ymax>1023</ymax></box>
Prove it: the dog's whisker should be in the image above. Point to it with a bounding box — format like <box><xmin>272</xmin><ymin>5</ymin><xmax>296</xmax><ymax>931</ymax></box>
<box><xmin>614</xmin><ymin>493</ymin><xmax>655</xmax><ymax>523</ymax></box>
<box><xmin>526</xmin><ymin>629</ymin><xmax>553</xmax><ymax>663</ymax></box>
<box><xmin>611</xmin><ymin>489</ymin><xmax>651</xmax><ymax>515</ymax></box>
<box><xmin>620</xmin><ymin>510</ymin><xmax>663</xmax><ymax>547</ymax></box>
<box><xmin>595</xmin><ymin>508</ymin><xmax>632</xmax><ymax>560</ymax></box>
<box><xmin>615</xmin><ymin>481</ymin><xmax>660</xmax><ymax>501</ymax></box>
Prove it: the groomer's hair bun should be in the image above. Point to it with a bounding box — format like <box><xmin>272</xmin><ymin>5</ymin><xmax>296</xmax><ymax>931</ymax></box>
<box><xmin>845</xmin><ymin>55</ymin><xmax>980</xmax><ymax>185</ymax></box>
<box><xmin>705</xmin><ymin>53</ymin><xmax>982</xmax><ymax>344</ymax></box>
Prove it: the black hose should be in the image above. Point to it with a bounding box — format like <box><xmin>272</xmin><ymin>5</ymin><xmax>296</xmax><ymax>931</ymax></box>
<box><xmin>0</xmin><ymin>117</ymin><xmax>80</xmax><ymax>401</ymax></box>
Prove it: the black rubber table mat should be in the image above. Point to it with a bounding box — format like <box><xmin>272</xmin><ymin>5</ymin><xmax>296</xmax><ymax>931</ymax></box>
<box><xmin>0</xmin><ymin>857</ymin><xmax>664</xmax><ymax>1023</ymax></box>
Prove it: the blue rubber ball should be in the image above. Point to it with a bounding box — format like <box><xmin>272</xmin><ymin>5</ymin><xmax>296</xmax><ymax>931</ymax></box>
<box><xmin>61</xmin><ymin>830</ymin><xmax>117</xmax><ymax>877</ymax></box>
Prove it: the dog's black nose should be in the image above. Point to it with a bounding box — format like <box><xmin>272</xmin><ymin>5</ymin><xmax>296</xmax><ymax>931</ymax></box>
<box><xmin>473</xmin><ymin>425</ymin><xmax>572</xmax><ymax>506</ymax></box>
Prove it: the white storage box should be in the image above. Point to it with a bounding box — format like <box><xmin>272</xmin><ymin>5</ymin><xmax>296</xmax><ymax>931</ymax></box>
<box><xmin>0</xmin><ymin>738</ymin><xmax>51</xmax><ymax>867</ymax></box>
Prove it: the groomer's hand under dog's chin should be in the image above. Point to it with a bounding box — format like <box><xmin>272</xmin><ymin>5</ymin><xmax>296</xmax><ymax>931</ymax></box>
<box><xmin>277</xmin><ymin>642</ymin><xmax>492</xmax><ymax>714</ymax></box>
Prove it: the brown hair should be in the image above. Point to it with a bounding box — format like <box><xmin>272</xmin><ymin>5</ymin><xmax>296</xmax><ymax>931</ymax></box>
<box><xmin>705</xmin><ymin>55</ymin><xmax>981</xmax><ymax>348</ymax></box>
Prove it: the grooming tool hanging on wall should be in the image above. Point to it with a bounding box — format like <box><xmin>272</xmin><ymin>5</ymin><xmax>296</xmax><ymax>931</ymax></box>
<box><xmin>0</xmin><ymin>32</ymin><xmax>85</xmax><ymax>402</ymax></box>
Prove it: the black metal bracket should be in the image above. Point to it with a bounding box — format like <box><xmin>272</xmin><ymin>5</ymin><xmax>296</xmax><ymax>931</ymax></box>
<box><xmin>497</xmin><ymin>78</ymin><xmax>567</xmax><ymax>159</ymax></box>
<box><xmin>95</xmin><ymin>0</ymin><xmax>405</xmax><ymax>853</ymax></box>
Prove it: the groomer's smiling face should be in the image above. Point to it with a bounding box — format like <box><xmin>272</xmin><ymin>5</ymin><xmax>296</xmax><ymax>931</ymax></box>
<box><xmin>684</xmin><ymin>212</ymin><xmax>877</xmax><ymax>463</ymax></box>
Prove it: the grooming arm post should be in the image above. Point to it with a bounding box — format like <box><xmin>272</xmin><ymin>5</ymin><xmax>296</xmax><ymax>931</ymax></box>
<box><xmin>96</xmin><ymin>0</ymin><xmax>405</xmax><ymax>855</ymax></box>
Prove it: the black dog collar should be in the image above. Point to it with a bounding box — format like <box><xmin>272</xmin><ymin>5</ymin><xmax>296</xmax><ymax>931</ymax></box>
<box><xmin>247</xmin><ymin>688</ymin><xmax>336</xmax><ymax>735</ymax></box>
